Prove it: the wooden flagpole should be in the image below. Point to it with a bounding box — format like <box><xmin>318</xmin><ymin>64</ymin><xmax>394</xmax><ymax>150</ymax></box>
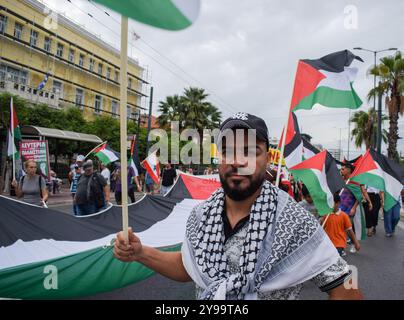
<box><xmin>119</xmin><ymin>16</ymin><xmax>130</xmax><ymax>242</ymax></box>
<box><xmin>83</xmin><ymin>140</ymin><xmax>107</xmax><ymax>160</ymax></box>
<box><xmin>275</xmin><ymin>63</ymin><xmax>299</xmax><ymax>187</ymax></box>
<box><xmin>275</xmin><ymin>116</ymin><xmax>290</xmax><ymax>187</ymax></box>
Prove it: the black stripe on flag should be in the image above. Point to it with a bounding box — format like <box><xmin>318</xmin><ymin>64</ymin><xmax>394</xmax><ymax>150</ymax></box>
<box><xmin>284</xmin><ymin>113</ymin><xmax>302</xmax><ymax>158</ymax></box>
<box><xmin>303</xmin><ymin>138</ymin><xmax>320</xmax><ymax>155</ymax></box>
<box><xmin>370</xmin><ymin>149</ymin><xmax>404</xmax><ymax>184</ymax></box>
<box><xmin>325</xmin><ymin>151</ymin><xmax>346</xmax><ymax>193</ymax></box>
<box><xmin>303</xmin><ymin>50</ymin><xmax>363</xmax><ymax>73</ymax></box>
<box><xmin>0</xmin><ymin>195</ymin><xmax>180</xmax><ymax>247</ymax></box>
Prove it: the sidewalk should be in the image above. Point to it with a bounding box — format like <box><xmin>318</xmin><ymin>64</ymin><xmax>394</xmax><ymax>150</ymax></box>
<box><xmin>4</xmin><ymin>185</ymin><xmax>144</xmax><ymax>208</ymax></box>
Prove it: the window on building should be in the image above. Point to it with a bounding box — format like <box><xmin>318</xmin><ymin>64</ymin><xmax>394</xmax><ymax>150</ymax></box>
<box><xmin>75</xmin><ymin>88</ymin><xmax>84</xmax><ymax>108</ymax></box>
<box><xmin>68</xmin><ymin>49</ymin><xmax>75</xmax><ymax>63</ymax></box>
<box><xmin>127</xmin><ymin>106</ymin><xmax>132</xmax><ymax>119</ymax></box>
<box><xmin>0</xmin><ymin>15</ymin><xmax>7</xmax><ymax>34</ymax></box>
<box><xmin>29</xmin><ymin>29</ymin><xmax>38</xmax><ymax>46</ymax></box>
<box><xmin>44</xmin><ymin>37</ymin><xmax>51</xmax><ymax>52</ymax></box>
<box><xmin>20</xmin><ymin>70</ymin><xmax>28</xmax><ymax>85</ymax></box>
<box><xmin>14</xmin><ymin>22</ymin><xmax>23</xmax><ymax>40</ymax></box>
<box><xmin>98</xmin><ymin>63</ymin><xmax>103</xmax><ymax>75</ymax></box>
<box><xmin>115</xmin><ymin>70</ymin><xmax>119</xmax><ymax>82</ymax></box>
<box><xmin>106</xmin><ymin>67</ymin><xmax>111</xmax><ymax>79</ymax></box>
<box><xmin>94</xmin><ymin>95</ymin><xmax>102</xmax><ymax>113</ymax></box>
<box><xmin>56</xmin><ymin>43</ymin><xmax>64</xmax><ymax>58</ymax></box>
<box><xmin>52</xmin><ymin>80</ymin><xmax>63</xmax><ymax>96</ymax></box>
<box><xmin>79</xmin><ymin>54</ymin><xmax>84</xmax><ymax>67</ymax></box>
<box><xmin>0</xmin><ymin>65</ymin><xmax>6</xmax><ymax>81</ymax></box>
<box><xmin>2</xmin><ymin>65</ymin><xmax>27</xmax><ymax>84</ymax></box>
<box><xmin>111</xmin><ymin>100</ymin><xmax>118</xmax><ymax>117</ymax></box>
<box><xmin>89</xmin><ymin>58</ymin><xmax>95</xmax><ymax>72</ymax></box>
<box><xmin>128</xmin><ymin>77</ymin><xmax>132</xmax><ymax>89</ymax></box>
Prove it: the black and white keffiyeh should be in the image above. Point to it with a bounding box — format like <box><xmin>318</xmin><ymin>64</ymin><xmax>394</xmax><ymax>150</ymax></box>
<box><xmin>190</xmin><ymin>180</ymin><xmax>278</xmax><ymax>300</ymax></box>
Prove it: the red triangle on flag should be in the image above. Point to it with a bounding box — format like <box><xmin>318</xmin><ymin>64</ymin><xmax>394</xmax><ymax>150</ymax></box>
<box><xmin>289</xmin><ymin>149</ymin><xmax>327</xmax><ymax>171</ymax></box>
<box><xmin>351</xmin><ymin>150</ymin><xmax>377</xmax><ymax>177</ymax></box>
<box><xmin>290</xmin><ymin>61</ymin><xmax>326</xmax><ymax>111</ymax></box>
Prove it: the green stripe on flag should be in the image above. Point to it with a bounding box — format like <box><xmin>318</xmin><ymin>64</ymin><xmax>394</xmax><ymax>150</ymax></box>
<box><xmin>94</xmin><ymin>0</ymin><xmax>193</xmax><ymax>30</ymax></box>
<box><xmin>290</xmin><ymin>168</ymin><xmax>333</xmax><ymax>216</ymax></box>
<box><xmin>95</xmin><ymin>151</ymin><xmax>111</xmax><ymax>165</ymax></box>
<box><xmin>351</xmin><ymin>172</ymin><xmax>398</xmax><ymax>211</ymax></box>
<box><xmin>0</xmin><ymin>244</ymin><xmax>181</xmax><ymax>299</ymax></box>
<box><xmin>293</xmin><ymin>84</ymin><xmax>362</xmax><ymax>111</ymax></box>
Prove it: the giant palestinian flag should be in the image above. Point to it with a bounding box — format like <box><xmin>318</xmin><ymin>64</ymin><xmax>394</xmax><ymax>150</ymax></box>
<box><xmin>0</xmin><ymin>174</ymin><xmax>220</xmax><ymax>299</ymax></box>
<box><xmin>279</xmin><ymin>112</ymin><xmax>303</xmax><ymax>168</ymax></box>
<box><xmin>289</xmin><ymin>150</ymin><xmax>345</xmax><ymax>216</ymax></box>
<box><xmin>94</xmin><ymin>0</ymin><xmax>200</xmax><ymax>31</ymax></box>
<box><xmin>350</xmin><ymin>149</ymin><xmax>404</xmax><ymax>211</ymax></box>
<box><xmin>290</xmin><ymin>50</ymin><xmax>363</xmax><ymax>112</ymax></box>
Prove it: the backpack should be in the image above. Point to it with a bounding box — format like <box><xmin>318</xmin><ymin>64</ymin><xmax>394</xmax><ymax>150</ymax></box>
<box><xmin>77</xmin><ymin>173</ymin><xmax>105</xmax><ymax>208</ymax></box>
<box><xmin>21</xmin><ymin>175</ymin><xmax>43</xmax><ymax>198</ymax></box>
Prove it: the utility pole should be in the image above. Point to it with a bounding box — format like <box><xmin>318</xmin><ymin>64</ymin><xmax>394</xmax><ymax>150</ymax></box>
<box><xmin>377</xmin><ymin>89</ymin><xmax>383</xmax><ymax>153</ymax></box>
<box><xmin>146</xmin><ymin>86</ymin><xmax>153</xmax><ymax>155</ymax></box>
<box><xmin>353</xmin><ymin>47</ymin><xmax>397</xmax><ymax>153</ymax></box>
<box><xmin>347</xmin><ymin>110</ymin><xmax>351</xmax><ymax>159</ymax></box>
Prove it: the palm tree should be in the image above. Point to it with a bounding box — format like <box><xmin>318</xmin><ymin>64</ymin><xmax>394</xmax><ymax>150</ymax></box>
<box><xmin>368</xmin><ymin>51</ymin><xmax>404</xmax><ymax>160</ymax></box>
<box><xmin>350</xmin><ymin>108</ymin><xmax>388</xmax><ymax>149</ymax></box>
<box><xmin>181</xmin><ymin>87</ymin><xmax>210</xmax><ymax>131</ymax></box>
<box><xmin>157</xmin><ymin>94</ymin><xmax>185</xmax><ymax>130</ymax></box>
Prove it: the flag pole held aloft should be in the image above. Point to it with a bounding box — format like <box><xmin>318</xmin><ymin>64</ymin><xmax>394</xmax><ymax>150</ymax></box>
<box><xmin>120</xmin><ymin>15</ymin><xmax>129</xmax><ymax>243</ymax></box>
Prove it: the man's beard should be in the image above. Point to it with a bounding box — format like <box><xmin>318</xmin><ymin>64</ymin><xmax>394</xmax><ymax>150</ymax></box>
<box><xmin>219</xmin><ymin>168</ymin><xmax>265</xmax><ymax>201</ymax></box>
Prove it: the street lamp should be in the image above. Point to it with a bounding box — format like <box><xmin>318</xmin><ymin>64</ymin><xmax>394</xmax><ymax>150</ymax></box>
<box><xmin>353</xmin><ymin>47</ymin><xmax>397</xmax><ymax>152</ymax></box>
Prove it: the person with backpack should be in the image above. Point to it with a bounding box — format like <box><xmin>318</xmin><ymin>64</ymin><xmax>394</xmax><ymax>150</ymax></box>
<box><xmin>11</xmin><ymin>159</ymin><xmax>48</xmax><ymax>207</ymax></box>
<box><xmin>73</xmin><ymin>160</ymin><xmax>110</xmax><ymax>216</ymax></box>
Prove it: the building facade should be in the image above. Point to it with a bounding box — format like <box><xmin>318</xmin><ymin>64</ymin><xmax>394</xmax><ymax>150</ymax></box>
<box><xmin>0</xmin><ymin>0</ymin><xmax>148</xmax><ymax>121</ymax></box>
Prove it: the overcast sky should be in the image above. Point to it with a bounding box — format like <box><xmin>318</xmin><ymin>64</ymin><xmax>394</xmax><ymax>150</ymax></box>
<box><xmin>41</xmin><ymin>0</ymin><xmax>404</xmax><ymax>158</ymax></box>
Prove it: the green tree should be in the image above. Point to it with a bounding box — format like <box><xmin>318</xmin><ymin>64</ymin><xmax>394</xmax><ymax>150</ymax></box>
<box><xmin>350</xmin><ymin>108</ymin><xmax>388</xmax><ymax>149</ymax></box>
<box><xmin>157</xmin><ymin>87</ymin><xmax>222</xmax><ymax>132</ymax></box>
<box><xmin>368</xmin><ymin>51</ymin><xmax>404</xmax><ymax>160</ymax></box>
<box><xmin>157</xmin><ymin>94</ymin><xmax>184</xmax><ymax>130</ymax></box>
<box><xmin>181</xmin><ymin>87</ymin><xmax>222</xmax><ymax>131</ymax></box>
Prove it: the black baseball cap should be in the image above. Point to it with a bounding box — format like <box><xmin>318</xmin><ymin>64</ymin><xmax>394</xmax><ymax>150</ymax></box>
<box><xmin>218</xmin><ymin>112</ymin><xmax>270</xmax><ymax>148</ymax></box>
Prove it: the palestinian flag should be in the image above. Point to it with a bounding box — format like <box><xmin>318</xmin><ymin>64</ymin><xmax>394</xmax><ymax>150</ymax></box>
<box><xmin>0</xmin><ymin>174</ymin><xmax>220</xmax><ymax>299</ymax></box>
<box><xmin>302</xmin><ymin>137</ymin><xmax>320</xmax><ymax>160</ymax></box>
<box><xmin>290</xmin><ymin>50</ymin><xmax>363</xmax><ymax>112</ymax></box>
<box><xmin>279</xmin><ymin>112</ymin><xmax>303</xmax><ymax>168</ymax></box>
<box><xmin>93</xmin><ymin>0</ymin><xmax>201</xmax><ymax>31</ymax></box>
<box><xmin>7</xmin><ymin>97</ymin><xmax>21</xmax><ymax>159</ymax></box>
<box><xmin>142</xmin><ymin>151</ymin><xmax>160</xmax><ymax>184</ymax></box>
<box><xmin>350</xmin><ymin>149</ymin><xmax>404</xmax><ymax>211</ymax></box>
<box><xmin>352</xmin><ymin>202</ymin><xmax>367</xmax><ymax>241</ymax></box>
<box><xmin>93</xmin><ymin>142</ymin><xmax>119</xmax><ymax>165</ymax></box>
<box><xmin>289</xmin><ymin>150</ymin><xmax>345</xmax><ymax>216</ymax></box>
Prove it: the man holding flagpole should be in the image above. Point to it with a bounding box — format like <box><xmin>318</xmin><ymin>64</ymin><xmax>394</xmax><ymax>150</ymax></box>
<box><xmin>114</xmin><ymin>113</ymin><xmax>363</xmax><ymax>300</ymax></box>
